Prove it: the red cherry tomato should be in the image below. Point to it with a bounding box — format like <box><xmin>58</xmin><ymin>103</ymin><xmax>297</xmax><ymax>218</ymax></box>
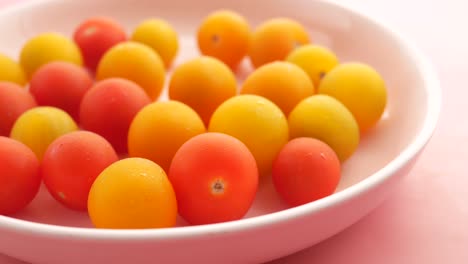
<box><xmin>0</xmin><ymin>136</ymin><xmax>41</xmax><ymax>215</ymax></box>
<box><xmin>169</xmin><ymin>132</ymin><xmax>258</xmax><ymax>225</ymax></box>
<box><xmin>79</xmin><ymin>78</ymin><xmax>151</xmax><ymax>154</ymax></box>
<box><xmin>0</xmin><ymin>82</ymin><xmax>37</xmax><ymax>137</ymax></box>
<box><xmin>73</xmin><ymin>16</ymin><xmax>127</xmax><ymax>72</ymax></box>
<box><xmin>41</xmin><ymin>131</ymin><xmax>119</xmax><ymax>211</ymax></box>
<box><xmin>272</xmin><ymin>137</ymin><xmax>341</xmax><ymax>207</ymax></box>
<box><xmin>29</xmin><ymin>62</ymin><xmax>93</xmax><ymax>121</ymax></box>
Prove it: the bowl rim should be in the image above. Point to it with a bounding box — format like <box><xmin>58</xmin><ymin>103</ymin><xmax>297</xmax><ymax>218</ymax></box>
<box><xmin>0</xmin><ymin>0</ymin><xmax>442</xmax><ymax>241</ymax></box>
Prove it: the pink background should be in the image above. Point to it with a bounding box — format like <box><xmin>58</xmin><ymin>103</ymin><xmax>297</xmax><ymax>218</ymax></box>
<box><xmin>0</xmin><ymin>0</ymin><xmax>465</xmax><ymax>263</ymax></box>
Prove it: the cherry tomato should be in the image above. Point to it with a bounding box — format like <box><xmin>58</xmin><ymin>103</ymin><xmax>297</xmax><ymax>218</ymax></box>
<box><xmin>88</xmin><ymin>158</ymin><xmax>178</xmax><ymax>229</ymax></box>
<box><xmin>240</xmin><ymin>61</ymin><xmax>314</xmax><ymax>115</ymax></box>
<box><xmin>0</xmin><ymin>136</ymin><xmax>41</xmax><ymax>215</ymax></box>
<box><xmin>249</xmin><ymin>18</ymin><xmax>310</xmax><ymax>68</ymax></box>
<box><xmin>288</xmin><ymin>95</ymin><xmax>360</xmax><ymax>162</ymax></box>
<box><xmin>208</xmin><ymin>95</ymin><xmax>289</xmax><ymax>177</ymax></box>
<box><xmin>73</xmin><ymin>16</ymin><xmax>127</xmax><ymax>72</ymax></box>
<box><xmin>168</xmin><ymin>56</ymin><xmax>237</xmax><ymax>125</ymax></box>
<box><xmin>0</xmin><ymin>82</ymin><xmax>37</xmax><ymax>137</ymax></box>
<box><xmin>41</xmin><ymin>131</ymin><xmax>119</xmax><ymax>211</ymax></box>
<box><xmin>197</xmin><ymin>10</ymin><xmax>251</xmax><ymax>69</ymax></box>
<box><xmin>79</xmin><ymin>78</ymin><xmax>151</xmax><ymax>154</ymax></box>
<box><xmin>319</xmin><ymin>63</ymin><xmax>388</xmax><ymax>133</ymax></box>
<box><xmin>286</xmin><ymin>44</ymin><xmax>339</xmax><ymax>88</ymax></box>
<box><xmin>128</xmin><ymin>101</ymin><xmax>206</xmax><ymax>172</ymax></box>
<box><xmin>10</xmin><ymin>106</ymin><xmax>78</xmax><ymax>160</ymax></box>
<box><xmin>0</xmin><ymin>53</ymin><xmax>27</xmax><ymax>86</ymax></box>
<box><xmin>96</xmin><ymin>41</ymin><xmax>166</xmax><ymax>100</ymax></box>
<box><xmin>272</xmin><ymin>137</ymin><xmax>341</xmax><ymax>207</ymax></box>
<box><xmin>29</xmin><ymin>61</ymin><xmax>93</xmax><ymax>121</ymax></box>
<box><xmin>169</xmin><ymin>133</ymin><xmax>258</xmax><ymax>225</ymax></box>
<box><xmin>20</xmin><ymin>32</ymin><xmax>83</xmax><ymax>79</ymax></box>
<box><xmin>131</xmin><ymin>18</ymin><xmax>179</xmax><ymax>68</ymax></box>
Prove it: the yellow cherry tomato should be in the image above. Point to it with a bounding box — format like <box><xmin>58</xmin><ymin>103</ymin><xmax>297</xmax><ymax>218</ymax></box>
<box><xmin>286</xmin><ymin>44</ymin><xmax>339</xmax><ymax>88</ymax></box>
<box><xmin>131</xmin><ymin>19</ymin><xmax>179</xmax><ymax>68</ymax></box>
<box><xmin>96</xmin><ymin>41</ymin><xmax>166</xmax><ymax>100</ymax></box>
<box><xmin>20</xmin><ymin>33</ymin><xmax>83</xmax><ymax>79</ymax></box>
<box><xmin>288</xmin><ymin>95</ymin><xmax>360</xmax><ymax>162</ymax></box>
<box><xmin>88</xmin><ymin>158</ymin><xmax>178</xmax><ymax>229</ymax></box>
<box><xmin>209</xmin><ymin>95</ymin><xmax>289</xmax><ymax>176</ymax></box>
<box><xmin>0</xmin><ymin>53</ymin><xmax>27</xmax><ymax>86</ymax></box>
<box><xmin>128</xmin><ymin>101</ymin><xmax>206</xmax><ymax>173</ymax></box>
<box><xmin>10</xmin><ymin>106</ymin><xmax>78</xmax><ymax>160</ymax></box>
<box><xmin>318</xmin><ymin>63</ymin><xmax>387</xmax><ymax>133</ymax></box>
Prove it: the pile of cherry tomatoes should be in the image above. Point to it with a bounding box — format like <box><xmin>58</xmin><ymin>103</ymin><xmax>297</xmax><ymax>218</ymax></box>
<box><xmin>0</xmin><ymin>10</ymin><xmax>387</xmax><ymax>229</ymax></box>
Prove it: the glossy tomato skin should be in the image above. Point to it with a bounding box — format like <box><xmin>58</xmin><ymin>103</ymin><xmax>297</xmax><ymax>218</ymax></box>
<box><xmin>168</xmin><ymin>56</ymin><xmax>237</xmax><ymax>126</ymax></box>
<box><xmin>10</xmin><ymin>106</ymin><xmax>79</xmax><ymax>160</ymax></box>
<box><xmin>240</xmin><ymin>61</ymin><xmax>315</xmax><ymax>116</ymax></box>
<box><xmin>0</xmin><ymin>136</ymin><xmax>41</xmax><ymax>215</ymax></box>
<box><xmin>169</xmin><ymin>132</ymin><xmax>258</xmax><ymax>225</ymax></box>
<box><xmin>73</xmin><ymin>16</ymin><xmax>127</xmax><ymax>72</ymax></box>
<box><xmin>272</xmin><ymin>137</ymin><xmax>341</xmax><ymax>207</ymax></box>
<box><xmin>249</xmin><ymin>18</ymin><xmax>310</xmax><ymax>68</ymax></box>
<box><xmin>79</xmin><ymin>78</ymin><xmax>151</xmax><ymax>154</ymax></box>
<box><xmin>0</xmin><ymin>82</ymin><xmax>37</xmax><ymax>137</ymax></box>
<box><xmin>208</xmin><ymin>95</ymin><xmax>289</xmax><ymax>177</ymax></box>
<box><xmin>20</xmin><ymin>32</ymin><xmax>83</xmax><ymax>79</ymax></box>
<box><xmin>0</xmin><ymin>53</ymin><xmax>27</xmax><ymax>86</ymax></box>
<box><xmin>288</xmin><ymin>95</ymin><xmax>359</xmax><ymax>162</ymax></box>
<box><xmin>95</xmin><ymin>42</ymin><xmax>166</xmax><ymax>100</ymax></box>
<box><xmin>131</xmin><ymin>18</ymin><xmax>179</xmax><ymax>68</ymax></box>
<box><xmin>29</xmin><ymin>61</ymin><xmax>93</xmax><ymax>121</ymax></box>
<box><xmin>88</xmin><ymin>158</ymin><xmax>178</xmax><ymax>229</ymax></box>
<box><xmin>318</xmin><ymin>63</ymin><xmax>388</xmax><ymax>133</ymax></box>
<box><xmin>41</xmin><ymin>131</ymin><xmax>119</xmax><ymax>211</ymax></box>
<box><xmin>128</xmin><ymin>100</ymin><xmax>206</xmax><ymax>173</ymax></box>
<box><xmin>197</xmin><ymin>10</ymin><xmax>251</xmax><ymax>69</ymax></box>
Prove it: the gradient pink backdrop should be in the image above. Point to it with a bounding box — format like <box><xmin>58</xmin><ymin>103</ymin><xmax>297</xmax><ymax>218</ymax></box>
<box><xmin>0</xmin><ymin>0</ymin><xmax>466</xmax><ymax>263</ymax></box>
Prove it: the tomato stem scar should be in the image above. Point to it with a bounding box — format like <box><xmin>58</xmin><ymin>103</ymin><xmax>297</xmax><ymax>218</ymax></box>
<box><xmin>211</xmin><ymin>34</ymin><xmax>220</xmax><ymax>43</ymax></box>
<box><xmin>211</xmin><ymin>178</ymin><xmax>225</xmax><ymax>195</ymax></box>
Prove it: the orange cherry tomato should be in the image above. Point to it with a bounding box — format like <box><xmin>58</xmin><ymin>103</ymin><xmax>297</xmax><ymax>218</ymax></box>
<box><xmin>168</xmin><ymin>56</ymin><xmax>237</xmax><ymax>126</ymax></box>
<box><xmin>128</xmin><ymin>100</ymin><xmax>206</xmax><ymax>172</ymax></box>
<box><xmin>197</xmin><ymin>10</ymin><xmax>251</xmax><ymax>69</ymax></box>
<box><xmin>88</xmin><ymin>158</ymin><xmax>178</xmax><ymax>229</ymax></box>
<box><xmin>249</xmin><ymin>18</ymin><xmax>310</xmax><ymax>68</ymax></box>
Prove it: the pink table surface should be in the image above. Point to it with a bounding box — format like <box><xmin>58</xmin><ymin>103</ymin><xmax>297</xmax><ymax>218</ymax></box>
<box><xmin>0</xmin><ymin>0</ymin><xmax>465</xmax><ymax>263</ymax></box>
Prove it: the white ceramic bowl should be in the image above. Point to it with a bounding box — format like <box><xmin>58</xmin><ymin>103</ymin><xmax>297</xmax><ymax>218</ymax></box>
<box><xmin>0</xmin><ymin>0</ymin><xmax>441</xmax><ymax>263</ymax></box>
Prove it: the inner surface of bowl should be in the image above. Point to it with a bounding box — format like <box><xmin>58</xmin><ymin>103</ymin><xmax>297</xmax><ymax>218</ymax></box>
<box><xmin>0</xmin><ymin>0</ymin><xmax>428</xmax><ymax>228</ymax></box>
